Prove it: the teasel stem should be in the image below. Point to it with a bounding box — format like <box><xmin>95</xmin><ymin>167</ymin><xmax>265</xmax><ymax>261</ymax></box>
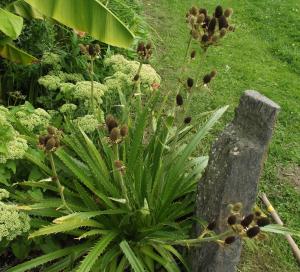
<box><xmin>49</xmin><ymin>153</ymin><xmax>73</xmax><ymax>213</ymax></box>
<box><xmin>133</xmin><ymin>62</ymin><xmax>143</xmax><ymax>110</ymax></box>
<box><xmin>89</xmin><ymin>58</ymin><xmax>95</xmax><ymax>114</ymax></box>
<box><xmin>195</xmin><ymin>48</ymin><xmax>208</xmax><ymax>87</ymax></box>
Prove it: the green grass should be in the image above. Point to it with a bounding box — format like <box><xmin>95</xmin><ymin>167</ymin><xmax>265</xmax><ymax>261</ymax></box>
<box><xmin>142</xmin><ymin>0</ymin><xmax>300</xmax><ymax>271</ymax></box>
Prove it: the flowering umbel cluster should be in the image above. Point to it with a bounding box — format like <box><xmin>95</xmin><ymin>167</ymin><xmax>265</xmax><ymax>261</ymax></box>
<box><xmin>186</xmin><ymin>5</ymin><xmax>234</xmax><ymax>50</ymax></box>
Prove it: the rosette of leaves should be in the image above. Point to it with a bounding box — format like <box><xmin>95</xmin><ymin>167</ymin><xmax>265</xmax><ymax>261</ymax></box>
<box><xmin>10</xmin><ymin>86</ymin><xmax>228</xmax><ymax>271</ymax></box>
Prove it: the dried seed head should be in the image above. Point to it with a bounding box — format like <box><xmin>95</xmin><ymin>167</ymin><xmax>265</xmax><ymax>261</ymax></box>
<box><xmin>208</xmin><ymin>17</ymin><xmax>217</xmax><ymax>34</ymax></box>
<box><xmin>197</xmin><ymin>14</ymin><xmax>205</xmax><ymax>24</ymax></box>
<box><xmin>215</xmin><ymin>5</ymin><xmax>223</xmax><ymax>18</ymax></box>
<box><xmin>224</xmin><ymin>8</ymin><xmax>233</xmax><ymax>18</ymax></box>
<box><xmin>212</xmin><ymin>35</ymin><xmax>219</xmax><ymax>43</ymax></box>
<box><xmin>201</xmin><ymin>34</ymin><xmax>209</xmax><ymax>43</ymax></box>
<box><xmin>137</xmin><ymin>42</ymin><xmax>145</xmax><ymax>53</ymax></box>
<box><xmin>220</xmin><ymin>28</ymin><xmax>227</xmax><ymax>37</ymax></box>
<box><xmin>241</xmin><ymin>214</ymin><xmax>255</xmax><ymax>228</ymax></box>
<box><xmin>39</xmin><ymin>135</ymin><xmax>47</xmax><ymax>145</ymax></box>
<box><xmin>255</xmin><ymin>211</ymin><xmax>262</xmax><ymax>217</ymax></box>
<box><xmin>227</xmin><ymin>215</ymin><xmax>237</xmax><ymax>225</ymax></box>
<box><xmin>207</xmin><ymin>221</ymin><xmax>217</xmax><ymax>230</ymax></box>
<box><xmin>191</xmin><ymin>50</ymin><xmax>196</xmax><ymax>59</ymax></box>
<box><xmin>191</xmin><ymin>29</ymin><xmax>199</xmax><ymax>39</ymax></box>
<box><xmin>187</xmin><ymin>77</ymin><xmax>194</xmax><ymax>88</ymax></box>
<box><xmin>45</xmin><ymin>137</ymin><xmax>56</xmax><ymax>151</ymax></box>
<box><xmin>189</xmin><ymin>6</ymin><xmax>198</xmax><ymax>16</ymax></box>
<box><xmin>95</xmin><ymin>44</ymin><xmax>101</xmax><ymax>55</ymax></box>
<box><xmin>105</xmin><ymin>115</ymin><xmax>118</xmax><ymax>132</ymax></box>
<box><xmin>79</xmin><ymin>44</ymin><xmax>87</xmax><ymax>54</ymax></box>
<box><xmin>110</xmin><ymin>127</ymin><xmax>120</xmax><ymax>142</ymax></box>
<box><xmin>199</xmin><ymin>8</ymin><xmax>207</xmax><ymax>17</ymax></box>
<box><xmin>203</xmin><ymin>16</ymin><xmax>211</xmax><ymax>28</ymax></box>
<box><xmin>218</xmin><ymin>15</ymin><xmax>229</xmax><ymax>30</ymax></box>
<box><xmin>47</xmin><ymin>126</ymin><xmax>56</xmax><ymax>135</ymax></box>
<box><xmin>114</xmin><ymin>160</ymin><xmax>123</xmax><ymax>169</ymax></box>
<box><xmin>176</xmin><ymin>94</ymin><xmax>184</xmax><ymax>106</ymax></box>
<box><xmin>146</xmin><ymin>42</ymin><xmax>152</xmax><ymax>50</ymax></box>
<box><xmin>120</xmin><ymin>125</ymin><xmax>128</xmax><ymax>137</ymax></box>
<box><xmin>232</xmin><ymin>202</ymin><xmax>243</xmax><ymax>212</ymax></box>
<box><xmin>224</xmin><ymin>236</ymin><xmax>236</xmax><ymax>245</ymax></box>
<box><xmin>184</xmin><ymin>117</ymin><xmax>192</xmax><ymax>124</ymax></box>
<box><xmin>256</xmin><ymin>217</ymin><xmax>271</xmax><ymax>227</ymax></box>
<box><xmin>246</xmin><ymin>226</ymin><xmax>260</xmax><ymax>238</ymax></box>
<box><xmin>203</xmin><ymin>74</ymin><xmax>212</xmax><ymax>84</ymax></box>
<box><xmin>88</xmin><ymin>44</ymin><xmax>96</xmax><ymax>57</ymax></box>
<box><xmin>133</xmin><ymin>74</ymin><xmax>140</xmax><ymax>81</ymax></box>
<box><xmin>228</xmin><ymin>25</ymin><xmax>235</xmax><ymax>32</ymax></box>
<box><xmin>210</xmin><ymin>70</ymin><xmax>217</xmax><ymax>77</ymax></box>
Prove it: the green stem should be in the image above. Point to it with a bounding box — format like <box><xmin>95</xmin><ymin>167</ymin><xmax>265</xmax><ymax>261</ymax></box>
<box><xmin>49</xmin><ymin>153</ymin><xmax>73</xmax><ymax>213</ymax></box>
<box><xmin>90</xmin><ymin>59</ymin><xmax>95</xmax><ymax>114</ymax></box>
<box><xmin>195</xmin><ymin>48</ymin><xmax>208</xmax><ymax>87</ymax></box>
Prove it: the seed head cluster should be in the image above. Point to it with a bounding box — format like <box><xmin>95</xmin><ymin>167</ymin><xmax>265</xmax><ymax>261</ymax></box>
<box><xmin>38</xmin><ymin>126</ymin><xmax>61</xmax><ymax>152</ymax></box>
<box><xmin>79</xmin><ymin>43</ymin><xmax>101</xmax><ymax>59</ymax></box>
<box><xmin>137</xmin><ymin>42</ymin><xmax>152</xmax><ymax>62</ymax></box>
<box><xmin>105</xmin><ymin>115</ymin><xmax>128</xmax><ymax>143</ymax></box>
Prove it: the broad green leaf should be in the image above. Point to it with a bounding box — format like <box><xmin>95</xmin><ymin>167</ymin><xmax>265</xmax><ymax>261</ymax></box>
<box><xmin>261</xmin><ymin>224</ymin><xmax>300</xmax><ymax>237</ymax></box>
<box><xmin>76</xmin><ymin>232</ymin><xmax>118</xmax><ymax>272</ymax></box>
<box><xmin>7</xmin><ymin>243</ymin><xmax>89</xmax><ymax>272</ymax></box>
<box><xmin>6</xmin><ymin>0</ymin><xmax>44</xmax><ymax>20</ymax></box>
<box><xmin>25</xmin><ymin>0</ymin><xmax>134</xmax><ymax>48</ymax></box>
<box><xmin>0</xmin><ymin>41</ymin><xmax>38</xmax><ymax>64</ymax></box>
<box><xmin>120</xmin><ymin>240</ymin><xmax>145</xmax><ymax>272</ymax></box>
<box><xmin>0</xmin><ymin>8</ymin><xmax>23</xmax><ymax>38</ymax></box>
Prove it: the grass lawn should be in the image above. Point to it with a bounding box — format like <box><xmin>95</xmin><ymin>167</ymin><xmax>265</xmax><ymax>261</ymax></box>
<box><xmin>142</xmin><ymin>0</ymin><xmax>300</xmax><ymax>271</ymax></box>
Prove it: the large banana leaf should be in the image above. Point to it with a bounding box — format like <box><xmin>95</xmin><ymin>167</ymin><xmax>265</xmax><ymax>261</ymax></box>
<box><xmin>6</xmin><ymin>0</ymin><xmax>44</xmax><ymax>20</ymax></box>
<box><xmin>0</xmin><ymin>38</ymin><xmax>38</xmax><ymax>64</ymax></box>
<box><xmin>0</xmin><ymin>7</ymin><xmax>23</xmax><ymax>39</ymax></box>
<box><xmin>24</xmin><ymin>0</ymin><xmax>135</xmax><ymax>48</ymax></box>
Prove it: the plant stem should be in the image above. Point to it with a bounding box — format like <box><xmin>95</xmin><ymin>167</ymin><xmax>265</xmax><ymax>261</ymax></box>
<box><xmin>49</xmin><ymin>153</ymin><xmax>73</xmax><ymax>213</ymax></box>
<box><xmin>90</xmin><ymin>59</ymin><xmax>95</xmax><ymax>114</ymax></box>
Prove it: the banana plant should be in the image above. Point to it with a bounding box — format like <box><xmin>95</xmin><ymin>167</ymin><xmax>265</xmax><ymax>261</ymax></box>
<box><xmin>24</xmin><ymin>0</ymin><xmax>135</xmax><ymax>48</ymax></box>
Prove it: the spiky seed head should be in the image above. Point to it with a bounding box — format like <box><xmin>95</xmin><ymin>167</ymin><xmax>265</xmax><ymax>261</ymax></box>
<box><xmin>133</xmin><ymin>74</ymin><xmax>140</xmax><ymax>81</ymax></box>
<box><xmin>120</xmin><ymin>125</ymin><xmax>128</xmax><ymax>137</ymax></box>
<box><xmin>191</xmin><ymin>50</ymin><xmax>196</xmax><ymax>59</ymax></box>
<box><xmin>232</xmin><ymin>202</ymin><xmax>243</xmax><ymax>212</ymax></box>
<box><xmin>208</xmin><ymin>17</ymin><xmax>217</xmax><ymax>34</ymax></box>
<box><xmin>246</xmin><ymin>226</ymin><xmax>260</xmax><ymax>238</ymax></box>
<box><xmin>220</xmin><ymin>28</ymin><xmax>227</xmax><ymax>37</ymax></box>
<box><xmin>47</xmin><ymin>126</ymin><xmax>56</xmax><ymax>135</ymax></box>
<box><xmin>79</xmin><ymin>44</ymin><xmax>87</xmax><ymax>54</ymax></box>
<box><xmin>224</xmin><ymin>236</ymin><xmax>236</xmax><ymax>245</ymax></box>
<box><xmin>146</xmin><ymin>42</ymin><xmax>152</xmax><ymax>50</ymax></box>
<box><xmin>256</xmin><ymin>217</ymin><xmax>271</xmax><ymax>227</ymax></box>
<box><xmin>203</xmin><ymin>16</ymin><xmax>211</xmax><ymax>28</ymax></box>
<box><xmin>176</xmin><ymin>94</ymin><xmax>184</xmax><ymax>106</ymax></box>
<box><xmin>201</xmin><ymin>34</ymin><xmax>209</xmax><ymax>43</ymax></box>
<box><xmin>184</xmin><ymin>117</ymin><xmax>192</xmax><ymax>124</ymax></box>
<box><xmin>215</xmin><ymin>5</ymin><xmax>223</xmax><ymax>18</ymax></box>
<box><xmin>110</xmin><ymin>127</ymin><xmax>120</xmax><ymax>142</ymax></box>
<box><xmin>197</xmin><ymin>14</ymin><xmax>205</xmax><ymax>24</ymax></box>
<box><xmin>203</xmin><ymin>74</ymin><xmax>212</xmax><ymax>84</ymax></box>
<box><xmin>228</xmin><ymin>25</ymin><xmax>235</xmax><ymax>32</ymax></box>
<box><xmin>39</xmin><ymin>135</ymin><xmax>47</xmax><ymax>145</ymax></box>
<box><xmin>212</xmin><ymin>35</ymin><xmax>219</xmax><ymax>43</ymax></box>
<box><xmin>95</xmin><ymin>44</ymin><xmax>101</xmax><ymax>55</ymax></box>
<box><xmin>218</xmin><ymin>15</ymin><xmax>229</xmax><ymax>30</ymax></box>
<box><xmin>199</xmin><ymin>8</ymin><xmax>207</xmax><ymax>17</ymax></box>
<box><xmin>187</xmin><ymin>77</ymin><xmax>194</xmax><ymax>88</ymax></box>
<box><xmin>241</xmin><ymin>214</ymin><xmax>255</xmax><ymax>228</ymax></box>
<box><xmin>227</xmin><ymin>215</ymin><xmax>237</xmax><ymax>225</ymax></box>
<box><xmin>255</xmin><ymin>211</ymin><xmax>262</xmax><ymax>217</ymax></box>
<box><xmin>189</xmin><ymin>6</ymin><xmax>198</xmax><ymax>16</ymax></box>
<box><xmin>210</xmin><ymin>70</ymin><xmax>217</xmax><ymax>77</ymax></box>
<box><xmin>137</xmin><ymin>42</ymin><xmax>145</xmax><ymax>53</ymax></box>
<box><xmin>106</xmin><ymin>115</ymin><xmax>118</xmax><ymax>132</ymax></box>
<box><xmin>191</xmin><ymin>29</ymin><xmax>199</xmax><ymax>39</ymax></box>
<box><xmin>224</xmin><ymin>8</ymin><xmax>233</xmax><ymax>18</ymax></box>
<box><xmin>45</xmin><ymin>137</ymin><xmax>56</xmax><ymax>151</ymax></box>
<box><xmin>88</xmin><ymin>44</ymin><xmax>96</xmax><ymax>57</ymax></box>
<box><xmin>114</xmin><ymin>160</ymin><xmax>123</xmax><ymax>169</ymax></box>
<box><xmin>207</xmin><ymin>221</ymin><xmax>217</xmax><ymax>230</ymax></box>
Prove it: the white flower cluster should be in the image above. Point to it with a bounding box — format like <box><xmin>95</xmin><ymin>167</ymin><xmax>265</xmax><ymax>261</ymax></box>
<box><xmin>74</xmin><ymin>115</ymin><xmax>99</xmax><ymax>133</ymax></box>
<box><xmin>104</xmin><ymin>54</ymin><xmax>161</xmax><ymax>92</ymax></box>
<box><xmin>73</xmin><ymin>81</ymin><xmax>107</xmax><ymax>104</ymax></box>
<box><xmin>59</xmin><ymin>103</ymin><xmax>77</xmax><ymax>113</ymax></box>
<box><xmin>38</xmin><ymin>75</ymin><xmax>61</xmax><ymax>91</ymax></box>
<box><xmin>0</xmin><ymin>108</ymin><xmax>28</xmax><ymax>164</ymax></box>
<box><xmin>15</xmin><ymin>107</ymin><xmax>51</xmax><ymax>132</ymax></box>
<box><xmin>0</xmin><ymin>189</ymin><xmax>30</xmax><ymax>241</ymax></box>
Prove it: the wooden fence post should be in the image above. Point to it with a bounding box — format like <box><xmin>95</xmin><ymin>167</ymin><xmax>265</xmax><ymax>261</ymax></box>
<box><xmin>191</xmin><ymin>90</ymin><xmax>280</xmax><ymax>272</ymax></box>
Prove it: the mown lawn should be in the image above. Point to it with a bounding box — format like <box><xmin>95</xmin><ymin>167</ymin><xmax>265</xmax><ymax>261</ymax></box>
<box><xmin>143</xmin><ymin>0</ymin><xmax>300</xmax><ymax>271</ymax></box>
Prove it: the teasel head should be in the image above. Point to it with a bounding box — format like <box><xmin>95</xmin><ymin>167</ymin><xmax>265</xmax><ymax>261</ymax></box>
<box><xmin>189</xmin><ymin>6</ymin><xmax>198</xmax><ymax>16</ymax></box>
<box><xmin>218</xmin><ymin>15</ymin><xmax>229</xmax><ymax>30</ymax></box>
<box><xmin>210</xmin><ymin>70</ymin><xmax>217</xmax><ymax>78</ymax></box>
<box><xmin>187</xmin><ymin>77</ymin><xmax>194</xmax><ymax>88</ymax></box>
<box><xmin>196</xmin><ymin>13</ymin><xmax>205</xmax><ymax>24</ymax></box>
<box><xmin>114</xmin><ymin>160</ymin><xmax>125</xmax><ymax>175</ymax></box>
<box><xmin>94</xmin><ymin>44</ymin><xmax>101</xmax><ymax>55</ymax></box>
<box><xmin>215</xmin><ymin>5</ymin><xmax>223</xmax><ymax>18</ymax></box>
<box><xmin>212</xmin><ymin>35</ymin><xmax>219</xmax><ymax>43</ymax></box>
<box><xmin>137</xmin><ymin>42</ymin><xmax>145</xmax><ymax>54</ymax></box>
<box><xmin>184</xmin><ymin>117</ymin><xmax>192</xmax><ymax>124</ymax></box>
<box><xmin>105</xmin><ymin>115</ymin><xmax>118</xmax><ymax>133</ymax></box>
<box><xmin>39</xmin><ymin>135</ymin><xmax>48</xmax><ymax>146</ymax></box>
<box><xmin>207</xmin><ymin>220</ymin><xmax>217</xmax><ymax>231</ymax></box>
<box><xmin>232</xmin><ymin>202</ymin><xmax>243</xmax><ymax>213</ymax></box>
<box><xmin>255</xmin><ymin>211</ymin><xmax>262</xmax><ymax>217</ymax></box>
<box><xmin>133</xmin><ymin>74</ymin><xmax>140</xmax><ymax>82</ymax></box>
<box><xmin>47</xmin><ymin>126</ymin><xmax>56</xmax><ymax>135</ymax></box>
<box><xmin>203</xmin><ymin>16</ymin><xmax>211</xmax><ymax>29</ymax></box>
<box><xmin>79</xmin><ymin>44</ymin><xmax>88</xmax><ymax>55</ymax></box>
<box><xmin>241</xmin><ymin>214</ymin><xmax>254</xmax><ymax>228</ymax></box>
<box><xmin>190</xmin><ymin>50</ymin><xmax>196</xmax><ymax>60</ymax></box>
<box><xmin>220</xmin><ymin>28</ymin><xmax>227</xmax><ymax>38</ymax></box>
<box><xmin>176</xmin><ymin>94</ymin><xmax>184</xmax><ymax>106</ymax></box>
<box><xmin>201</xmin><ymin>34</ymin><xmax>209</xmax><ymax>43</ymax></box>
<box><xmin>208</xmin><ymin>17</ymin><xmax>217</xmax><ymax>35</ymax></box>
<box><xmin>203</xmin><ymin>74</ymin><xmax>212</xmax><ymax>84</ymax></box>
<box><xmin>228</xmin><ymin>25</ymin><xmax>235</xmax><ymax>32</ymax></box>
<box><xmin>246</xmin><ymin>226</ymin><xmax>260</xmax><ymax>238</ymax></box>
<box><xmin>88</xmin><ymin>44</ymin><xmax>97</xmax><ymax>58</ymax></box>
<box><xmin>199</xmin><ymin>8</ymin><xmax>207</xmax><ymax>17</ymax></box>
<box><xmin>146</xmin><ymin>42</ymin><xmax>152</xmax><ymax>50</ymax></box>
<box><xmin>110</xmin><ymin>127</ymin><xmax>120</xmax><ymax>142</ymax></box>
<box><xmin>224</xmin><ymin>236</ymin><xmax>236</xmax><ymax>245</ymax></box>
<box><xmin>191</xmin><ymin>29</ymin><xmax>199</xmax><ymax>40</ymax></box>
<box><xmin>227</xmin><ymin>215</ymin><xmax>237</xmax><ymax>225</ymax></box>
<box><xmin>120</xmin><ymin>125</ymin><xmax>129</xmax><ymax>137</ymax></box>
<box><xmin>45</xmin><ymin>136</ymin><xmax>57</xmax><ymax>152</ymax></box>
<box><xmin>256</xmin><ymin>217</ymin><xmax>270</xmax><ymax>227</ymax></box>
<box><xmin>224</xmin><ymin>8</ymin><xmax>233</xmax><ymax>18</ymax></box>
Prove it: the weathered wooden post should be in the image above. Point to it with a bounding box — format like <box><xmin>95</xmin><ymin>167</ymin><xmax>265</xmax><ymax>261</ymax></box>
<box><xmin>191</xmin><ymin>90</ymin><xmax>280</xmax><ymax>272</ymax></box>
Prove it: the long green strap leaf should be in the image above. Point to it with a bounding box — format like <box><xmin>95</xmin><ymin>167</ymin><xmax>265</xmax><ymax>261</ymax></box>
<box><xmin>120</xmin><ymin>240</ymin><xmax>145</xmax><ymax>272</ymax></box>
